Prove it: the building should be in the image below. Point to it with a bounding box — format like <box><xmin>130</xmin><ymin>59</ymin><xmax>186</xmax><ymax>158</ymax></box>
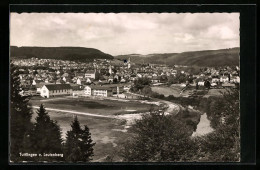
<box><xmin>84</xmin><ymin>85</ymin><xmax>112</xmax><ymax>97</ymax></box>
<box><xmin>92</xmin><ymin>86</ymin><xmax>112</xmax><ymax>97</ymax></box>
<box><xmin>85</xmin><ymin>70</ymin><xmax>96</xmax><ymax>79</ymax></box>
<box><xmin>220</xmin><ymin>76</ymin><xmax>229</xmax><ymax>83</ymax></box>
<box><xmin>84</xmin><ymin>86</ymin><xmax>92</xmax><ymax>96</ymax></box>
<box><xmin>40</xmin><ymin>84</ymin><xmax>72</xmax><ymax>98</ymax></box>
<box><xmin>127</xmin><ymin>58</ymin><xmax>131</xmax><ymax>69</ymax></box>
<box><xmin>151</xmin><ymin>76</ymin><xmax>161</xmax><ymax>83</ymax></box>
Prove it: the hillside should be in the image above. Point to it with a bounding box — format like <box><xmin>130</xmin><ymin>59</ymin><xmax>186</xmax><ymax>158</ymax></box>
<box><xmin>10</xmin><ymin>46</ymin><xmax>114</xmax><ymax>61</ymax></box>
<box><xmin>115</xmin><ymin>48</ymin><xmax>240</xmax><ymax>67</ymax></box>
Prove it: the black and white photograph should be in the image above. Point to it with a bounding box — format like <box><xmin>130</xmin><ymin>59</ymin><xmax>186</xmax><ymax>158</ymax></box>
<box><xmin>9</xmin><ymin>12</ymin><xmax>241</xmax><ymax>163</ymax></box>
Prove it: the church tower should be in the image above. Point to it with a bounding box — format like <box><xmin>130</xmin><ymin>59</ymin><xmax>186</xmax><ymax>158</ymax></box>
<box><xmin>127</xmin><ymin>57</ymin><xmax>131</xmax><ymax>69</ymax></box>
<box><xmin>109</xmin><ymin>65</ymin><xmax>112</xmax><ymax>74</ymax></box>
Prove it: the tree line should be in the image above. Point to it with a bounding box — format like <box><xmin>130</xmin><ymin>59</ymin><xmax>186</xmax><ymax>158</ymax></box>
<box><xmin>10</xmin><ymin>63</ymin><xmax>95</xmax><ymax>162</ymax></box>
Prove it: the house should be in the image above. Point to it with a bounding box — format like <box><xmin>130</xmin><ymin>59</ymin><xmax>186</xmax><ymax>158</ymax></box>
<box><xmin>151</xmin><ymin>76</ymin><xmax>161</xmax><ymax>83</ymax></box>
<box><xmin>32</xmin><ymin>80</ymin><xmax>44</xmax><ymax>86</ymax></box>
<box><xmin>75</xmin><ymin>72</ymin><xmax>85</xmax><ymax>78</ymax></box>
<box><xmin>120</xmin><ymin>78</ymin><xmax>126</xmax><ymax>83</ymax></box>
<box><xmin>220</xmin><ymin>76</ymin><xmax>229</xmax><ymax>83</ymax></box>
<box><xmin>114</xmin><ymin>74</ymin><xmax>119</xmax><ymax>80</ymax></box>
<box><xmin>211</xmin><ymin>78</ymin><xmax>220</xmax><ymax>83</ymax></box>
<box><xmin>62</xmin><ymin>73</ymin><xmax>70</xmax><ymax>77</ymax></box>
<box><xmin>44</xmin><ymin>78</ymin><xmax>50</xmax><ymax>83</ymax></box>
<box><xmin>85</xmin><ymin>70</ymin><xmax>96</xmax><ymax>79</ymax></box>
<box><xmin>86</xmin><ymin>78</ymin><xmax>94</xmax><ymax>84</ymax></box>
<box><xmin>211</xmin><ymin>82</ymin><xmax>217</xmax><ymax>87</ymax></box>
<box><xmin>107</xmin><ymin>76</ymin><xmax>114</xmax><ymax>83</ymax></box>
<box><xmin>65</xmin><ymin>77</ymin><xmax>73</xmax><ymax>83</ymax></box>
<box><xmin>70</xmin><ymin>84</ymin><xmax>84</xmax><ymax>97</ymax></box>
<box><xmin>230</xmin><ymin>76</ymin><xmax>240</xmax><ymax>83</ymax></box>
<box><xmin>198</xmin><ymin>81</ymin><xmax>205</xmax><ymax>86</ymax></box>
<box><xmin>136</xmin><ymin>73</ymin><xmax>142</xmax><ymax>78</ymax></box>
<box><xmin>35</xmin><ymin>82</ymin><xmax>46</xmax><ymax>93</ymax></box>
<box><xmin>76</xmin><ymin>78</ymin><xmax>83</xmax><ymax>85</ymax></box>
<box><xmin>40</xmin><ymin>84</ymin><xmax>72</xmax><ymax>98</ymax></box>
<box><xmin>123</xmin><ymin>85</ymin><xmax>131</xmax><ymax>92</ymax></box>
<box><xmin>84</xmin><ymin>86</ymin><xmax>92</xmax><ymax>96</ymax></box>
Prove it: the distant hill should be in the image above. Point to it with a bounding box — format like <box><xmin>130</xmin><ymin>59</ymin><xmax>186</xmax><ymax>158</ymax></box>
<box><xmin>115</xmin><ymin>48</ymin><xmax>240</xmax><ymax>67</ymax></box>
<box><xmin>10</xmin><ymin>46</ymin><xmax>114</xmax><ymax>61</ymax></box>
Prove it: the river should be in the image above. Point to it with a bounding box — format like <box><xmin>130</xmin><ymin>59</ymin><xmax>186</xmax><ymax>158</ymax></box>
<box><xmin>192</xmin><ymin>113</ymin><xmax>214</xmax><ymax>137</ymax></box>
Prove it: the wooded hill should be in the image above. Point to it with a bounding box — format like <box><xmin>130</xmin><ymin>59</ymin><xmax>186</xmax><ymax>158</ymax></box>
<box><xmin>10</xmin><ymin>46</ymin><xmax>114</xmax><ymax>61</ymax></box>
<box><xmin>115</xmin><ymin>48</ymin><xmax>240</xmax><ymax>67</ymax></box>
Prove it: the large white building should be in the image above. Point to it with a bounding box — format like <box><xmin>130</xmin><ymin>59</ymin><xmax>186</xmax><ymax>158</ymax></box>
<box><xmin>40</xmin><ymin>84</ymin><xmax>72</xmax><ymax>98</ymax></box>
<box><xmin>84</xmin><ymin>85</ymin><xmax>112</xmax><ymax>97</ymax></box>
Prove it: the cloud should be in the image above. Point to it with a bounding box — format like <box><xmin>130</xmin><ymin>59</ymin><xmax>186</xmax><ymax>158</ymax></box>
<box><xmin>10</xmin><ymin>13</ymin><xmax>239</xmax><ymax>55</ymax></box>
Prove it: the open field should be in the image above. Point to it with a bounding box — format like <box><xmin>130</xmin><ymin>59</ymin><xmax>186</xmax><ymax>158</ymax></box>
<box><xmin>204</xmin><ymin>88</ymin><xmax>228</xmax><ymax>97</ymax></box>
<box><xmin>151</xmin><ymin>86</ymin><xmax>182</xmax><ymax>97</ymax></box>
<box><xmin>152</xmin><ymin>85</ymin><xmax>229</xmax><ymax>98</ymax></box>
<box><xmin>151</xmin><ymin>85</ymin><xmax>194</xmax><ymax>97</ymax></box>
<box><xmin>30</xmin><ymin>97</ymin><xmax>158</xmax><ymax>115</ymax></box>
<box><xmin>31</xmin><ymin>110</ymin><xmax>130</xmax><ymax>161</ymax></box>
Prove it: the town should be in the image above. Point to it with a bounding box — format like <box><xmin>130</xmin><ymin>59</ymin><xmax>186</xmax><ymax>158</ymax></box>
<box><xmin>13</xmin><ymin>57</ymin><xmax>240</xmax><ymax>98</ymax></box>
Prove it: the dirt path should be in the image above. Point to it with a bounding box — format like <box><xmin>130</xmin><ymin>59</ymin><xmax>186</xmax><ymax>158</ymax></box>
<box><xmin>126</xmin><ymin>92</ymin><xmax>180</xmax><ymax>115</ymax></box>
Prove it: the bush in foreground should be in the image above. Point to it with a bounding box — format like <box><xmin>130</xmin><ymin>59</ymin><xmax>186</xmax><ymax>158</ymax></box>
<box><xmin>122</xmin><ymin>111</ymin><xmax>198</xmax><ymax>162</ymax></box>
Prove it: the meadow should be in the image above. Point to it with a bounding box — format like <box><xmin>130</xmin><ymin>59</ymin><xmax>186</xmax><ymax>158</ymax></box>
<box><xmin>29</xmin><ymin>97</ymin><xmax>159</xmax><ymax>161</ymax></box>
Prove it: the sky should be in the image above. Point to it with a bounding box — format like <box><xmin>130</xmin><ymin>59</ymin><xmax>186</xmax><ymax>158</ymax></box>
<box><xmin>10</xmin><ymin>13</ymin><xmax>240</xmax><ymax>56</ymax></box>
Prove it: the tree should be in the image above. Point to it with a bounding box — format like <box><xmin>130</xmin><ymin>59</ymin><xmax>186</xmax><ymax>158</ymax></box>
<box><xmin>32</xmin><ymin>104</ymin><xmax>63</xmax><ymax>154</ymax></box>
<box><xmin>64</xmin><ymin>116</ymin><xmax>95</xmax><ymax>162</ymax></box>
<box><xmin>80</xmin><ymin>125</ymin><xmax>95</xmax><ymax>161</ymax></box>
<box><xmin>122</xmin><ymin>111</ymin><xmax>197</xmax><ymax>161</ymax></box>
<box><xmin>167</xmin><ymin>75</ymin><xmax>178</xmax><ymax>85</ymax></box>
<box><xmin>53</xmin><ymin>74</ymin><xmax>58</xmax><ymax>84</ymax></box>
<box><xmin>10</xmin><ymin>63</ymin><xmax>33</xmax><ymax>162</ymax></box>
<box><xmin>113</xmin><ymin>78</ymin><xmax>118</xmax><ymax>83</ymax></box>
<box><xmin>204</xmin><ymin>80</ymin><xmax>211</xmax><ymax>89</ymax></box>
<box><xmin>142</xmin><ymin>85</ymin><xmax>152</xmax><ymax>97</ymax></box>
<box><xmin>132</xmin><ymin>77</ymin><xmax>151</xmax><ymax>92</ymax></box>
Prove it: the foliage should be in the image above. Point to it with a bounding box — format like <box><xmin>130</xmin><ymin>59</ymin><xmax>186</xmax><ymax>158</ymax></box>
<box><xmin>122</xmin><ymin>111</ymin><xmax>198</xmax><ymax>162</ymax></box>
<box><xmin>23</xmin><ymin>104</ymin><xmax>64</xmax><ymax>162</ymax></box>
<box><xmin>141</xmin><ymin>85</ymin><xmax>152</xmax><ymax>97</ymax></box>
<box><xmin>167</xmin><ymin>73</ymin><xmax>188</xmax><ymax>84</ymax></box>
<box><xmin>10</xmin><ymin>63</ymin><xmax>33</xmax><ymax>162</ymax></box>
<box><xmin>131</xmin><ymin>77</ymin><xmax>151</xmax><ymax>92</ymax></box>
<box><xmin>64</xmin><ymin>116</ymin><xmax>95</xmax><ymax>162</ymax></box>
<box><xmin>204</xmin><ymin>80</ymin><xmax>211</xmax><ymax>89</ymax></box>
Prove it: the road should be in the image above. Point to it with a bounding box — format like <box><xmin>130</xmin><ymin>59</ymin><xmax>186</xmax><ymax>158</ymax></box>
<box><xmin>32</xmin><ymin>106</ymin><xmax>117</xmax><ymax>119</ymax></box>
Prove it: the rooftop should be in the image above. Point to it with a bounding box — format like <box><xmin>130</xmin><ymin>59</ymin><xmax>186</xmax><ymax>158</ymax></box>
<box><xmin>44</xmin><ymin>84</ymin><xmax>72</xmax><ymax>90</ymax></box>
